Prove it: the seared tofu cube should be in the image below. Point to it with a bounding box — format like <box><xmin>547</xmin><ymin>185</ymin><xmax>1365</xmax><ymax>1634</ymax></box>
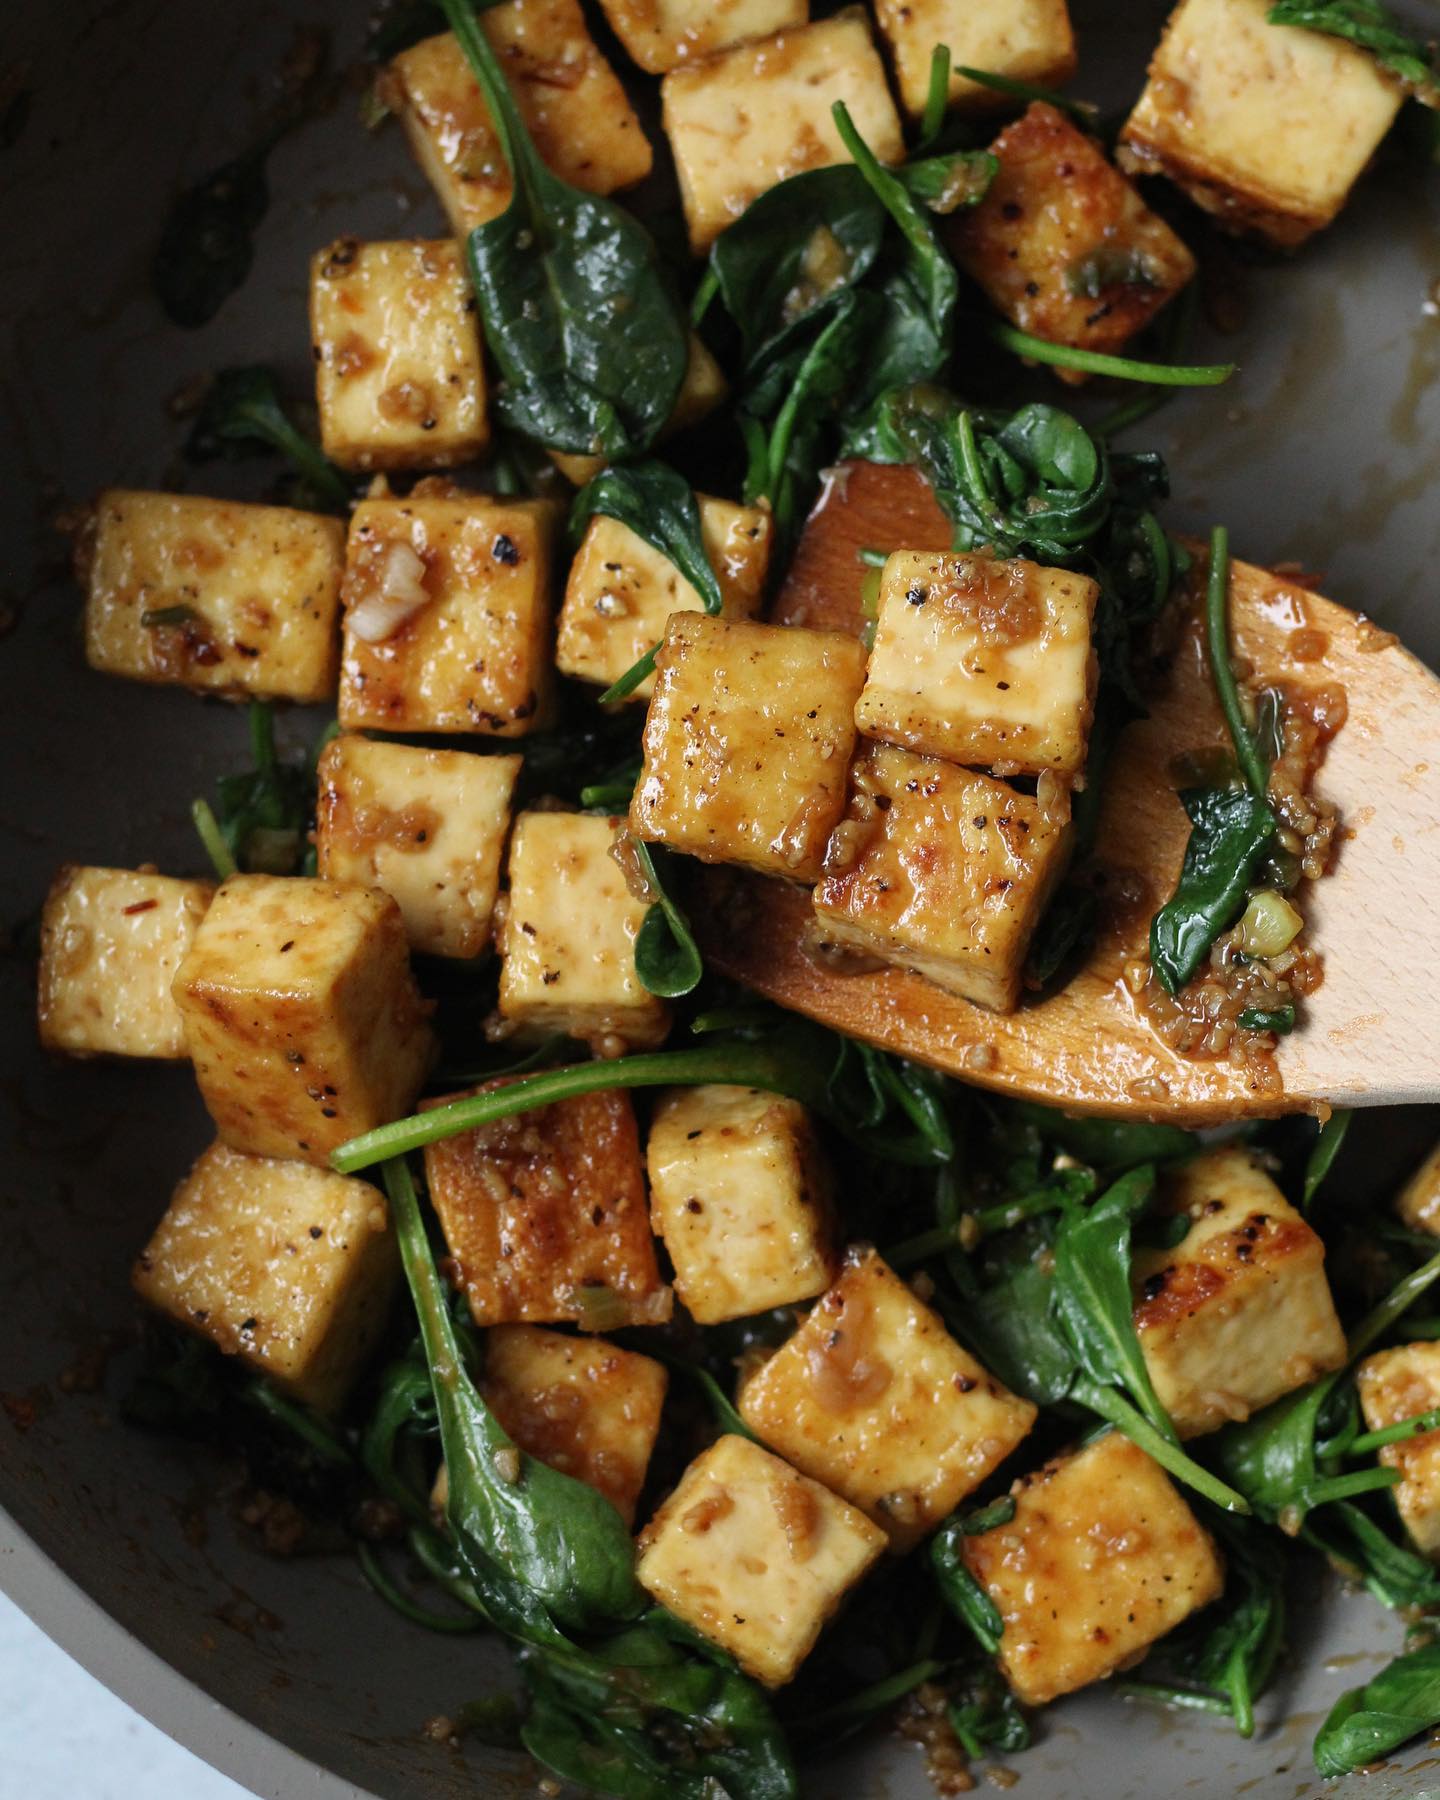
<box><xmin>172</xmin><ymin>875</ymin><xmax>434</xmax><ymax>1164</ymax></box>
<box><xmin>84</xmin><ymin>491</ymin><xmax>344</xmax><ymax>704</ymax></box>
<box><xmin>1357</xmin><ymin>1343</ymin><xmax>1440</xmax><ymax>1558</ymax></box>
<box><xmin>422</xmin><ymin>1084</ymin><xmax>671</xmax><ymax>1327</ymax></box>
<box><xmin>812</xmin><ymin>746</ymin><xmax>1071</xmax><ymax>1014</ymax></box>
<box><xmin>857</xmin><ymin>551</ymin><xmax>1098</xmax><ymax>777</ymax></box>
<box><xmin>498</xmin><ymin>811</ymin><xmax>670</xmax><ymax>1050</ymax></box>
<box><xmin>1119</xmin><ymin>0</ymin><xmax>1402</xmax><ymax>247</ymax></box>
<box><xmin>315</xmin><ymin>736</ymin><xmax>519</xmax><ymax>959</ymax></box>
<box><xmin>337</xmin><ymin>494</ymin><xmax>561</xmax><ymax>737</ymax></box>
<box><xmin>132</xmin><ymin>1141</ymin><xmax>397</xmax><ymax>1412</ymax></box>
<box><xmin>1396</xmin><ymin>1142</ymin><xmax>1440</xmax><ymax>1237</ymax></box>
<box><xmin>646</xmin><ymin>1085</ymin><xmax>836</xmax><ymax>1324</ymax></box>
<box><xmin>630</xmin><ymin>614</ymin><xmax>865</xmax><ymax>883</ymax></box>
<box><xmin>549</xmin><ymin>333</ymin><xmax>728</xmax><ymax>487</ymax></box>
<box><xmin>963</xmin><ymin>1432</ymin><xmax>1225</xmax><ymax>1705</ymax></box>
<box><xmin>309</xmin><ymin>237</ymin><xmax>487</xmax><ymax>473</ymax></box>
<box><xmin>873</xmin><ymin>0</ymin><xmax>1076</xmax><ymax>118</ymax></box>
<box><xmin>636</xmin><ymin>1434</ymin><xmax>886</xmax><ymax>1685</ymax></box>
<box><xmin>598</xmin><ymin>0</ymin><xmax>808</xmax><ymax>74</ymax></box>
<box><xmin>662</xmin><ymin>11</ymin><xmax>905</xmax><ymax>253</ymax></box>
<box><xmin>1132</xmin><ymin>1147</ymin><xmax>1347</xmax><ymax>1439</ymax></box>
<box><xmin>740</xmin><ymin>1249</ymin><xmax>1037</xmax><ymax>1549</ymax></box>
<box><xmin>37</xmin><ymin>866</ymin><xmax>213</xmax><ymax>1061</ymax></box>
<box><xmin>556</xmin><ymin>496</ymin><xmax>771</xmax><ymax>701</ymax></box>
<box><xmin>953</xmin><ymin>103</ymin><xmax>1195</xmax><ymax>378</ymax></box>
<box><xmin>386</xmin><ymin>7</ymin><xmax>652</xmax><ymax>236</ymax></box>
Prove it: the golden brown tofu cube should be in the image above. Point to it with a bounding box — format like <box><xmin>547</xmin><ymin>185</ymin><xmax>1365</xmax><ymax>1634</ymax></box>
<box><xmin>549</xmin><ymin>333</ymin><xmax>729</xmax><ymax>487</ymax></box>
<box><xmin>1396</xmin><ymin>1143</ymin><xmax>1440</xmax><ymax>1237</ymax></box>
<box><xmin>962</xmin><ymin>1432</ymin><xmax>1225</xmax><ymax>1706</ymax></box>
<box><xmin>1119</xmin><ymin>0</ymin><xmax>1402</xmax><ymax>247</ymax></box>
<box><xmin>132</xmin><ymin>1141</ymin><xmax>398</xmax><ymax>1412</ymax></box>
<box><xmin>422</xmin><ymin>1083</ymin><xmax>671</xmax><ymax>1327</ymax></box>
<box><xmin>597</xmin><ymin>0</ymin><xmax>808</xmax><ymax>74</ymax></box>
<box><xmin>631</xmin><ymin>614</ymin><xmax>865</xmax><ymax>883</ymax></box>
<box><xmin>953</xmin><ymin>103</ymin><xmax>1195</xmax><ymax>378</ymax></box>
<box><xmin>812</xmin><ymin>746</ymin><xmax>1071</xmax><ymax>1013</ymax></box>
<box><xmin>1132</xmin><ymin>1146</ymin><xmax>1347</xmax><ymax>1438</ymax></box>
<box><xmin>740</xmin><ymin>1249</ymin><xmax>1037</xmax><ymax>1549</ymax></box>
<box><xmin>498</xmin><ymin>811</ymin><xmax>670</xmax><ymax>1051</ymax></box>
<box><xmin>172</xmin><ymin>875</ymin><xmax>434</xmax><ymax>1165</ymax></box>
<box><xmin>646</xmin><ymin>1085</ymin><xmax>837</xmax><ymax>1324</ymax></box>
<box><xmin>636</xmin><ymin>1434</ymin><xmax>886</xmax><ymax>1685</ymax></box>
<box><xmin>858</xmin><ymin>552</ymin><xmax>1098</xmax><ymax>776</ymax></box>
<box><xmin>37</xmin><ymin>865</ymin><xmax>213</xmax><ymax>1061</ymax></box>
<box><xmin>84</xmin><ymin>491</ymin><xmax>344</xmax><ymax>704</ymax></box>
<box><xmin>1357</xmin><ymin>1343</ymin><xmax>1440</xmax><ymax>1559</ymax></box>
<box><xmin>337</xmin><ymin>494</ymin><xmax>561</xmax><ymax>737</ymax></box>
<box><xmin>309</xmin><ymin>237</ymin><xmax>487</xmax><ymax>473</ymax></box>
<box><xmin>662</xmin><ymin>11</ymin><xmax>905</xmax><ymax>253</ymax></box>
<box><xmin>873</xmin><ymin>0</ymin><xmax>1076</xmax><ymax>118</ymax></box>
<box><xmin>386</xmin><ymin>8</ymin><xmax>652</xmax><ymax>236</ymax></box>
<box><xmin>556</xmin><ymin>496</ymin><xmax>771</xmax><ymax>701</ymax></box>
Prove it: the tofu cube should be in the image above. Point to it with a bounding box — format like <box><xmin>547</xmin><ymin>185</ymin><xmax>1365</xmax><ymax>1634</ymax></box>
<box><xmin>386</xmin><ymin>8</ymin><xmax>652</xmax><ymax>237</ymax></box>
<box><xmin>1396</xmin><ymin>1142</ymin><xmax>1440</xmax><ymax>1237</ymax></box>
<box><xmin>662</xmin><ymin>11</ymin><xmax>905</xmax><ymax>253</ymax></box>
<box><xmin>309</xmin><ymin>238</ymin><xmax>487</xmax><ymax>473</ymax></box>
<box><xmin>556</xmin><ymin>496</ymin><xmax>771</xmax><ymax>700</ymax></box>
<box><xmin>422</xmin><ymin>1083</ymin><xmax>671</xmax><ymax>1327</ymax></box>
<box><xmin>812</xmin><ymin>746</ymin><xmax>1071</xmax><ymax>1014</ymax></box>
<box><xmin>84</xmin><ymin>491</ymin><xmax>344</xmax><ymax>704</ymax></box>
<box><xmin>630</xmin><ymin>614</ymin><xmax>866</xmax><ymax>883</ymax></box>
<box><xmin>646</xmin><ymin>1085</ymin><xmax>837</xmax><ymax>1324</ymax></box>
<box><xmin>873</xmin><ymin>0</ymin><xmax>1076</xmax><ymax>118</ymax></box>
<box><xmin>739</xmin><ymin>1249</ymin><xmax>1037</xmax><ymax>1549</ymax></box>
<box><xmin>1119</xmin><ymin>0</ymin><xmax>1402</xmax><ymax>247</ymax></box>
<box><xmin>1356</xmin><ymin>1343</ymin><xmax>1440</xmax><ymax>1558</ymax></box>
<box><xmin>952</xmin><ymin>103</ymin><xmax>1195</xmax><ymax>378</ymax></box>
<box><xmin>498</xmin><ymin>811</ymin><xmax>670</xmax><ymax>1050</ymax></box>
<box><xmin>315</xmin><ymin>736</ymin><xmax>518</xmax><ymax>960</ymax></box>
<box><xmin>597</xmin><ymin>0</ymin><xmax>808</xmax><ymax>75</ymax></box>
<box><xmin>338</xmin><ymin>494</ymin><xmax>561</xmax><ymax>737</ymax></box>
<box><xmin>857</xmin><ymin>551</ymin><xmax>1099</xmax><ymax>776</ymax></box>
<box><xmin>963</xmin><ymin>1432</ymin><xmax>1225</xmax><ymax>1705</ymax></box>
<box><xmin>1131</xmin><ymin>1146</ymin><xmax>1347</xmax><ymax>1438</ymax></box>
<box><xmin>549</xmin><ymin>333</ymin><xmax>728</xmax><ymax>487</ymax></box>
<box><xmin>172</xmin><ymin>875</ymin><xmax>435</xmax><ymax>1165</ymax></box>
<box><xmin>132</xmin><ymin>1141</ymin><xmax>398</xmax><ymax>1412</ymax></box>
<box><xmin>636</xmin><ymin>1434</ymin><xmax>886</xmax><ymax>1685</ymax></box>
<box><xmin>37</xmin><ymin>866</ymin><xmax>213</xmax><ymax>1061</ymax></box>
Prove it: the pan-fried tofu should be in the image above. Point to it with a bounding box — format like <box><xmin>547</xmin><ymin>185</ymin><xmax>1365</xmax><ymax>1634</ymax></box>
<box><xmin>1396</xmin><ymin>1143</ymin><xmax>1440</xmax><ymax>1237</ymax></box>
<box><xmin>1356</xmin><ymin>1343</ymin><xmax>1440</xmax><ymax>1558</ymax></box>
<box><xmin>636</xmin><ymin>1434</ymin><xmax>886</xmax><ymax>1685</ymax></box>
<box><xmin>309</xmin><ymin>238</ymin><xmax>486</xmax><ymax>472</ymax></box>
<box><xmin>1132</xmin><ymin>1147</ymin><xmax>1347</xmax><ymax>1438</ymax></box>
<box><xmin>631</xmin><ymin>614</ymin><xmax>865</xmax><ymax>883</ymax></box>
<box><xmin>872</xmin><ymin>0</ymin><xmax>1076</xmax><ymax>118</ymax></box>
<box><xmin>132</xmin><ymin>1141</ymin><xmax>398</xmax><ymax>1412</ymax></box>
<box><xmin>857</xmin><ymin>552</ymin><xmax>1099</xmax><ymax>777</ymax></box>
<box><xmin>315</xmin><ymin>736</ymin><xmax>520</xmax><ymax>959</ymax></box>
<box><xmin>549</xmin><ymin>334</ymin><xmax>728</xmax><ymax>487</ymax></box>
<box><xmin>1119</xmin><ymin>0</ymin><xmax>1402</xmax><ymax>247</ymax></box>
<box><xmin>556</xmin><ymin>497</ymin><xmax>771</xmax><ymax>700</ymax></box>
<box><xmin>172</xmin><ymin>875</ymin><xmax>434</xmax><ymax>1164</ymax></box>
<box><xmin>497</xmin><ymin>811</ymin><xmax>670</xmax><ymax>1050</ymax></box>
<box><xmin>953</xmin><ymin>103</ymin><xmax>1195</xmax><ymax>378</ymax></box>
<box><xmin>740</xmin><ymin>1249</ymin><xmax>1036</xmax><ymax>1549</ymax></box>
<box><xmin>662</xmin><ymin>11</ymin><xmax>905</xmax><ymax>253</ymax></box>
<box><xmin>386</xmin><ymin>8</ymin><xmax>652</xmax><ymax>236</ymax></box>
<box><xmin>646</xmin><ymin>1086</ymin><xmax>836</xmax><ymax>1323</ymax></box>
<box><xmin>84</xmin><ymin>491</ymin><xmax>344</xmax><ymax>704</ymax></box>
<box><xmin>37</xmin><ymin>866</ymin><xmax>213</xmax><ymax>1061</ymax></box>
<box><xmin>337</xmin><ymin>494</ymin><xmax>562</xmax><ymax>737</ymax></box>
<box><xmin>962</xmin><ymin>1432</ymin><xmax>1225</xmax><ymax>1705</ymax></box>
<box><xmin>597</xmin><ymin>0</ymin><xmax>808</xmax><ymax>75</ymax></box>
<box><xmin>422</xmin><ymin>1084</ymin><xmax>671</xmax><ymax>1327</ymax></box>
<box><xmin>812</xmin><ymin>746</ymin><xmax>1071</xmax><ymax>1013</ymax></box>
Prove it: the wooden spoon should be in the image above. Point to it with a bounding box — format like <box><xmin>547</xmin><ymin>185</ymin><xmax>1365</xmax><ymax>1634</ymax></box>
<box><xmin>692</xmin><ymin>463</ymin><xmax>1440</xmax><ymax>1126</ymax></box>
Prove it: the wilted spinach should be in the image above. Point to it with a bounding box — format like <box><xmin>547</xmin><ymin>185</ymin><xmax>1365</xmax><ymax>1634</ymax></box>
<box><xmin>185</xmin><ymin>364</ymin><xmax>352</xmax><ymax>511</ymax></box>
<box><xmin>1313</xmin><ymin>1641</ymin><xmax>1440</xmax><ymax>1777</ymax></box>
<box><xmin>192</xmin><ymin>702</ymin><xmax>333</xmax><ymax>881</ymax></box>
<box><xmin>627</xmin><ymin>838</ymin><xmax>704</xmax><ymax>999</ymax></box>
<box><xmin>1303</xmin><ymin>1110</ymin><xmax>1352</xmax><ymax>1208</ymax></box>
<box><xmin>1269</xmin><ymin>0</ymin><xmax>1440</xmax><ymax>103</ymax></box>
<box><xmin>931</xmin><ymin>1498</ymin><xmax>1016</xmax><ymax>1654</ymax></box>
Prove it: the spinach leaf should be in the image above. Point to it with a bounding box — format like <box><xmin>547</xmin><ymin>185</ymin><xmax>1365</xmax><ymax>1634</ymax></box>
<box><xmin>953</xmin><ymin>64</ymin><xmax>1101</xmax><ymax>124</ymax></box>
<box><xmin>629</xmin><ymin>839</ymin><xmax>703</xmax><ymax>999</ymax></box>
<box><xmin>192</xmin><ymin>702</ymin><xmax>332</xmax><ymax>880</ymax></box>
<box><xmin>917</xmin><ymin>45</ymin><xmax>953</xmax><ymax>148</ymax></box>
<box><xmin>1313</xmin><ymin>1642</ymin><xmax>1440</xmax><ymax>1777</ymax></box>
<box><xmin>1303</xmin><ymin>1502</ymin><xmax>1440</xmax><ymax>1612</ymax></box>
<box><xmin>152</xmin><ymin>144</ymin><xmax>272</xmax><ymax>328</ymax></box>
<box><xmin>953</xmin><ymin>1223</ymin><xmax>1079</xmax><ymax>1405</ymax></box>
<box><xmin>1007</xmin><ymin>1103</ymin><xmax>1196</xmax><ymax>1171</ymax></box>
<box><xmin>1303</xmin><ymin>1110</ymin><xmax>1352</xmax><ymax>1209</ymax></box>
<box><xmin>986</xmin><ymin>320</ymin><xmax>1236</xmax><ymax>387</ymax></box>
<box><xmin>931</xmin><ymin>1511</ymin><xmax>1008</xmax><ymax>1655</ymax></box>
<box><xmin>437</xmin><ymin>0</ymin><xmax>688</xmax><ymax>457</ymax></box>
<box><xmin>1204</xmin><ymin>526</ymin><xmax>1271</xmax><ymax>801</ymax></box>
<box><xmin>1237</xmin><ymin>1003</ymin><xmax>1295</xmax><ymax>1034</ymax></box>
<box><xmin>1148</xmin><ymin>786</ymin><xmax>1277</xmax><ymax>994</ymax></box>
<box><xmin>1269</xmin><ymin>0</ymin><xmax>1440</xmax><ymax>102</ymax></box>
<box><xmin>948</xmin><ymin>1668</ymin><xmax>1031</xmax><ymax>1760</ymax></box>
<box><xmin>185</xmin><ymin>365</ymin><xmax>352</xmax><ymax>511</ymax></box>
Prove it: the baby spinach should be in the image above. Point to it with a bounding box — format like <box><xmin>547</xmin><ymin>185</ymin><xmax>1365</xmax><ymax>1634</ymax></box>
<box><xmin>1303</xmin><ymin>1110</ymin><xmax>1353</xmax><ymax>1209</ymax></box>
<box><xmin>917</xmin><ymin>45</ymin><xmax>953</xmax><ymax>149</ymax></box>
<box><xmin>953</xmin><ymin>64</ymin><xmax>1100</xmax><ymax>124</ymax></box>
<box><xmin>948</xmin><ymin>1667</ymin><xmax>1031</xmax><ymax>1760</ymax></box>
<box><xmin>185</xmin><ymin>365</ymin><xmax>352</xmax><ymax>511</ymax></box>
<box><xmin>1269</xmin><ymin>0</ymin><xmax>1440</xmax><ymax>103</ymax></box>
<box><xmin>1007</xmin><ymin>1103</ymin><xmax>1196</xmax><ymax>1171</ymax></box>
<box><xmin>1313</xmin><ymin>1641</ymin><xmax>1440</xmax><ymax>1777</ymax></box>
<box><xmin>931</xmin><ymin>1512</ymin><xmax>1009</xmax><ymax>1655</ymax></box>
<box><xmin>192</xmin><ymin>702</ymin><xmax>332</xmax><ymax>881</ymax></box>
<box><xmin>1149</xmin><ymin>786</ymin><xmax>1277</xmax><ymax>994</ymax></box>
<box><xmin>986</xmin><ymin>320</ymin><xmax>1237</xmax><ymax>387</ymax></box>
<box><xmin>437</xmin><ymin>0</ymin><xmax>688</xmax><ymax>458</ymax></box>
<box><xmin>628</xmin><ymin>839</ymin><xmax>704</xmax><ymax>999</ymax></box>
<box><xmin>1204</xmin><ymin>527</ymin><xmax>1271</xmax><ymax>801</ymax></box>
